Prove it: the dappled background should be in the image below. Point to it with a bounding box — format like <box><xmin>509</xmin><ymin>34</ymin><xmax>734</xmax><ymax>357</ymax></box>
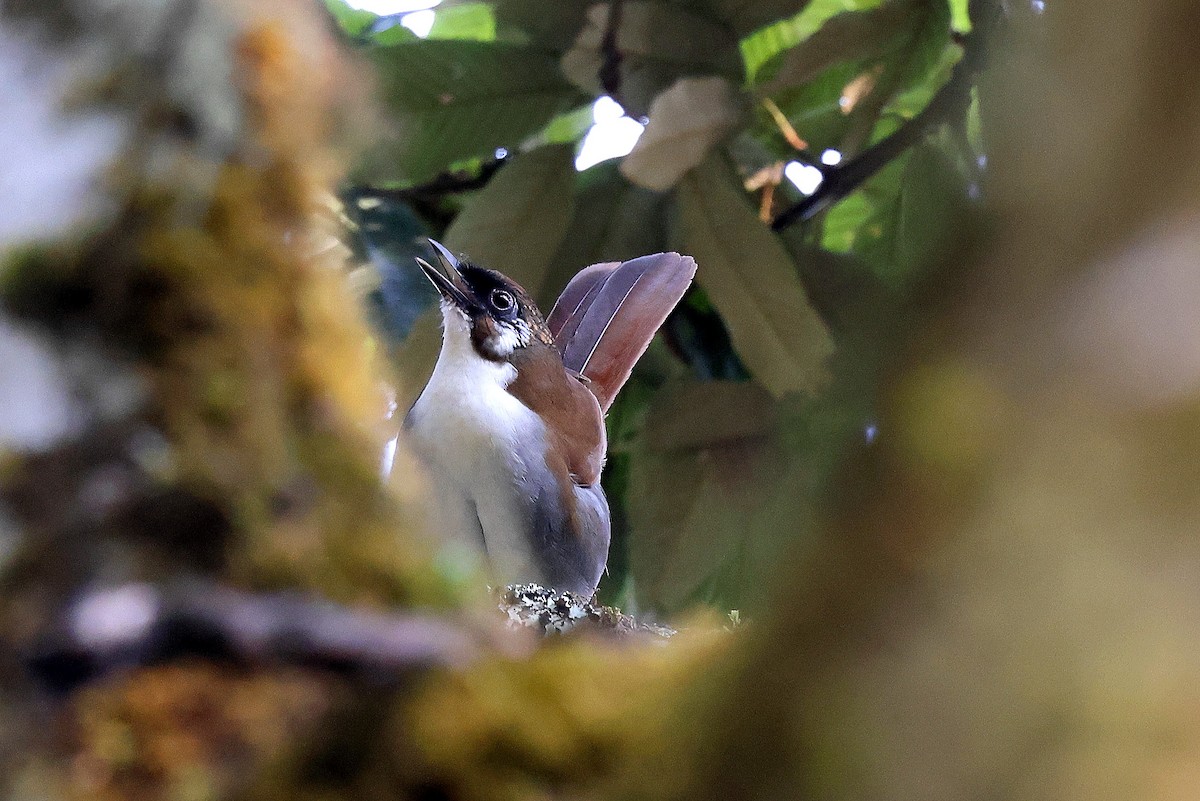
<box><xmin>337</xmin><ymin>0</ymin><xmax>974</xmax><ymax>614</ymax></box>
<box><xmin>4</xmin><ymin>0</ymin><xmax>1200</xmax><ymax>799</ymax></box>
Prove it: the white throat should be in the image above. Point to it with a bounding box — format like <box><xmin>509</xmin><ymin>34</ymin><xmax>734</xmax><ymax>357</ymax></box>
<box><xmin>405</xmin><ymin>302</ymin><xmax>547</xmax><ymax>585</ymax></box>
<box><xmin>435</xmin><ymin>303</ymin><xmax>516</xmax><ymax>384</ymax></box>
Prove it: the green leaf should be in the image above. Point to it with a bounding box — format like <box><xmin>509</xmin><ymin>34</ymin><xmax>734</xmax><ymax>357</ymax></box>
<box><xmin>888</xmin><ymin>0</ymin><xmax>953</xmax><ymax>90</ymax></box>
<box><xmin>756</xmin><ymin>0</ymin><xmax>932</xmax><ymax>96</ymax></box>
<box><xmin>740</xmin><ymin>0</ymin><xmax>882</xmax><ymax>83</ymax></box>
<box><xmin>365</xmin><ymin>41</ymin><xmax>583</xmax><ymax>183</ymax></box>
<box><xmin>643</xmin><ymin>380</ymin><xmax>777</xmax><ymax>450</ymax></box>
<box><xmin>820</xmin><ymin>187</ymin><xmax>877</xmax><ymax>253</ymax></box>
<box><xmin>560</xmin><ymin>1</ymin><xmax>743</xmax><ymax>116</ymax></box>
<box><xmin>676</xmin><ymin>156</ymin><xmax>833</xmax><ymax>397</ymax></box>
<box><xmin>820</xmin><ymin>140</ymin><xmax>969</xmax><ymax>290</ymax></box>
<box><xmin>949</xmin><ymin>0</ymin><xmax>971</xmax><ymax>31</ymax></box>
<box><xmin>322</xmin><ymin>0</ymin><xmax>382</xmax><ymax>38</ymax></box>
<box><xmin>704</xmin><ymin>0</ymin><xmax>819</xmax><ymax>38</ymax></box>
<box><xmin>882</xmin><ymin>39</ymin><xmax>959</xmax><ymax>120</ymax></box>
<box><xmin>542</xmin><ymin>163</ymin><xmax>671</xmax><ymax>307</ymax></box>
<box><xmin>748</xmin><ymin>0</ymin><xmax>950</xmax><ymax>156</ymax></box>
<box><xmin>444</xmin><ymin>144</ymin><xmax>578</xmax><ymax>295</ymax></box>
<box><xmin>821</xmin><ymin>151</ymin><xmax>906</xmax><ymax>254</ymax></box>
<box><xmin>522</xmin><ymin>104</ymin><xmax>594</xmax><ymax>151</ymax></box>
<box><xmin>756</xmin><ymin>61</ymin><xmax>862</xmax><ymax>155</ymax></box>
<box><xmin>492</xmin><ymin>0</ymin><xmax>592</xmax><ymax>51</ymax></box>
<box><xmin>427</xmin><ymin>3</ymin><xmax>496</xmax><ymax>41</ymax></box>
<box><xmin>370</xmin><ymin>22</ymin><xmax>420</xmax><ymax>45</ymax></box>
<box><xmin>621</xmin><ymin>77</ymin><xmax>747</xmax><ymax>191</ymax></box>
<box><xmin>861</xmin><ymin>142</ymin><xmax>971</xmax><ymax>286</ymax></box>
<box><xmin>626</xmin><ymin>380</ymin><xmax>813</xmax><ymax>613</ymax></box>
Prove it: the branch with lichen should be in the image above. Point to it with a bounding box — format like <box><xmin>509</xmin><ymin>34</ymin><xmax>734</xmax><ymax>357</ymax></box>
<box><xmin>26</xmin><ymin>582</ymin><xmax>674</xmax><ymax>694</ymax></box>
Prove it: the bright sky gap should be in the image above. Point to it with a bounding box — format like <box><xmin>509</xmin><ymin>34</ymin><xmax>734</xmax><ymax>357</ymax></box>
<box><xmin>575</xmin><ymin>96</ymin><xmax>645</xmax><ymax>171</ymax></box>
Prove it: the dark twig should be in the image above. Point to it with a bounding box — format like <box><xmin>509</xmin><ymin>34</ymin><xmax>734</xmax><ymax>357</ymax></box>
<box><xmin>598</xmin><ymin>0</ymin><xmax>625</xmax><ymax>100</ymax></box>
<box><xmin>26</xmin><ymin>582</ymin><xmax>485</xmax><ymax>693</ymax></box>
<box><xmin>771</xmin><ymin>35</ymin><xmax>985</xmax><ymax>232</ymax></box>
<box><xmin>361</xmin><ymin>156</ymin><xmax>507</xmax><ymax>204</ymax></box>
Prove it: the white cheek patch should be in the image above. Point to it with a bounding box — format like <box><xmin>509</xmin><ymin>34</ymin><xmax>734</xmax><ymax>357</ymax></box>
<box><xmin>485</xmin><ymin>324</ymin><xmax>522</xmax><ymax>358</ymax></box>
<box><xmin>440</xmin><ymin>301</ymin><xmax>532</xmax><ymax>361</ymax></box>
<box><xmin>481</xmin><ymin>319</ymin><xmax>534</xmax><ymax>360</ymax></box>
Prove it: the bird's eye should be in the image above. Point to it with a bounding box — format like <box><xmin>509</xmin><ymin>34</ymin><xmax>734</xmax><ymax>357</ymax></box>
<box><xmin>490</xmin><ymin>289</ymin><xmax>515</xmax><ymax>315</ymax></box>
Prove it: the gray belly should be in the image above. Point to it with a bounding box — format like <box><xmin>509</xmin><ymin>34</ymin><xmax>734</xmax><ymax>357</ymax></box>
<box><xmin>405</xmin><ymin>406</ymin><xmax>610</xmax><ymax>596</ymax></box>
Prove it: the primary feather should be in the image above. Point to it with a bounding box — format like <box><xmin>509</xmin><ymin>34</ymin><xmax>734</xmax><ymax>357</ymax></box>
<box><xmin>546</xmin><ymin>261</ymin><xmax>619</xmax><ymax>342</ymax></box>
<box><xmin>552</xmin><ymin>253</ymin><xmax>696</xmax><ymax>411</ymax></box>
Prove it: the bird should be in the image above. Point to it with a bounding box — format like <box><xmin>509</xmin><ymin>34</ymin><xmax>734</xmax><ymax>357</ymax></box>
<box><xmin>404</xmin><ymin>240</ymin><xmax>696</xmax><ymax>596</ymax></box>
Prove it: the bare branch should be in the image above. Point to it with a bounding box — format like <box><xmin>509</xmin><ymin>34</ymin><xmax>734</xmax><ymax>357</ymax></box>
<box><xmin>598</xmin><ymin>0</ymin><xmax>625</xmax><ymax>101</ymax></box>
<box><xmin>27</xmin><ymin>582</ymin><xmax>485</xmax><ymax>692</ymax></box>
<box><xmin>359</xmin><ymin>156</ymin><xmax>507</xmax><ymax>204</ymax></box>
<box><xmin>770</xmin><ymin>32</ymin><xmax>987</xmax><ymax>232</ymax></box>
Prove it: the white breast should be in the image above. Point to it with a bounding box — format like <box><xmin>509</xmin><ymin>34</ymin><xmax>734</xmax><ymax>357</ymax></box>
<box><xmin>405</xmin><ymin>307</ymin><xmax>548</xmax><ymax>585</ymax></box>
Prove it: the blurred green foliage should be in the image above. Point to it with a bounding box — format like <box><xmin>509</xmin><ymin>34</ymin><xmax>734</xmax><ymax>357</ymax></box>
<box><xmin>329</xmin><ymin>0</ymin><xmax>979</xmax><ymax>614</ymax></box>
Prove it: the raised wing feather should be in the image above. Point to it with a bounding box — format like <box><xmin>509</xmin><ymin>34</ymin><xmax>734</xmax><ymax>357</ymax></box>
<box><xmin>546</xmin><ymin>261</ymin><xmax>619</xmax><ymax>342</ymax></box>
<box><xmin>555</xmin><ymin>252</ymin><xmax>696</xmax><ymax>412</ymax></box>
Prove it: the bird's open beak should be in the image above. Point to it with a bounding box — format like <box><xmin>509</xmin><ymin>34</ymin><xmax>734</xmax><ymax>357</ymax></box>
<box><xmin>416</xmin><ymin>239</ymin><xmax>475</xmax><ymax>312</ymax></box>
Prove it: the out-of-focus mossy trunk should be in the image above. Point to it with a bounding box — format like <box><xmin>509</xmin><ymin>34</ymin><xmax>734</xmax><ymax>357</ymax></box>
<box><xmin>0</xmin><ymin>0</ymin><xmax>464</xmax><ymax>794</ymax></box>
<box><xmin>665</xmin><ymin>2</ymin><xmax>1200</xmax><ymax>800</ymax></box>
<box><xmin>2</xmin><ymin>0</ymin><xmax>460</xmax><ymax>609</ymax></box>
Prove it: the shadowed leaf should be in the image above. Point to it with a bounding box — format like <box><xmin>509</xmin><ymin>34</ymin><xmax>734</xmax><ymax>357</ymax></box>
<box><xmin>444</xmin><ymin>144</ymin><xmax>577</xmax><ymax>295</ymax></box>
<box><xmin>643</xmin><ymin>379</ymin><xmax>776</xmax><ymax>451</ymax></box>
<box><xmin>626</xmin><ymin>380</ymin><xmax>811</xmax><ymax>612</ymax></box>
<box><xmin>366</xmin><ymin>41</ymin><xmax>583</xmax><ymax>182</ymax></box>
<box><xmin>755</xmin><ymin>0</ymin><xmax>947</xmax><ymax>97</ymax></box>
<box><xmin>542</xmin><ymin>164</ymin><xmax>672</xmax><ymax>308</ymax></box>
<box><xmin>705</xmin><ymin>0</ymin><xmax>816</xmax><ymax>38</ymax></box>
<box><xmin>560</xmin><ymin>2</ymin><xmax>742</xmax><ymax>117</ymax></box>
<box><xmin>677</xmin><ymin>156</ymin><xmax>833</xmax><ymax>397</ymax></box>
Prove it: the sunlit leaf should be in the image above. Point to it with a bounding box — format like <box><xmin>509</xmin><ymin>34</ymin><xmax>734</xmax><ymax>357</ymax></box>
<box><xmin>369</xmin><ymin>20</ymin><xmax>420</xmax><ymax>45</ymax></box>
<box><xmin>821</xmin><ymin>186</ymin><xmax>877</xmax><ymax>252</ymax></box>
<box><xmin>365</xmin><ymin>41</ymin><xmax>584</xmax><ymax>182</ymax></box>
<box><xmin>427</xmin><ymin>3</ymin><xmax>496</xmax><ymax>41</ymax></box>
<box><xmin>677</xmin><ymin>156</ymin><xmax>833</xmax><ymax>397</ymax></box>
<box><xmin>756</xmin><ymin>0</ymin><xmax>933</xmax><ymax>96</ymax></box>
<box><xmin>821</xmin><ymin>152</ymin><xmax>906</xmax><ymax>255</ymax></box>
<box><xmin>949</xmin><ymin>0</ymin><xmax>971</xmax><ymax>31</ymax></box>
<box><xmin>621</xmin><ymin>77</ymin><xmax>747</xmax><ymax>191</ymax></box>
<box><xmin>883</xmin><ymin>39</ymin><xmax>960</xmax><ymax>120</ymax></box>
<box><xmin>741</xmin><ymin>0</ymin><xmax>883</xmax><ymax>84</ymax></box>
<box><xmin>748</xmin><ymin>0</ymin><xmax>950</xmax><ymax>156</ymax></box>
<box><xmin>322</xmin><ymin>0</ymin><xmax>380</xmax><ymax>38</ymax></box>
<box><xmin>444</xmin><ymin>144</ymin><xmax>577</xmax><ymax>295</ymax></box>
<box><xmin>755</xmin><ymin>62</ymin><xmax>862</xmax><ymax>156</ymax></box>
<box><xmin>522</xmin><ymin>104</ymin><xmax>594</xmax><ymax>151</ymax></box>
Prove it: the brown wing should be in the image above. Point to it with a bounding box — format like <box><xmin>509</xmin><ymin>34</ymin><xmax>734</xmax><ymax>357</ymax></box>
<box><xmin>546</xmin><ymin>261</ymin><xmax>619</xmax><ymax>342</ymax></box>
<box><xmin>557</xmin><ymin>252</ymin><xmax>696</xmax><ymax>412</ymax></box>
<box><xmin>507</xmin><ymin>348</ymin><xmax>606</xmax><ymax>487</ymax></box>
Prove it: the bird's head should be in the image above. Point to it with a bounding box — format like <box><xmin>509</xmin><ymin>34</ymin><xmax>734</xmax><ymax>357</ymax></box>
<box><xmin>417</xmin><ymin>239</ymin><xmax>555</xmax><ymax>362</ymax></box>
